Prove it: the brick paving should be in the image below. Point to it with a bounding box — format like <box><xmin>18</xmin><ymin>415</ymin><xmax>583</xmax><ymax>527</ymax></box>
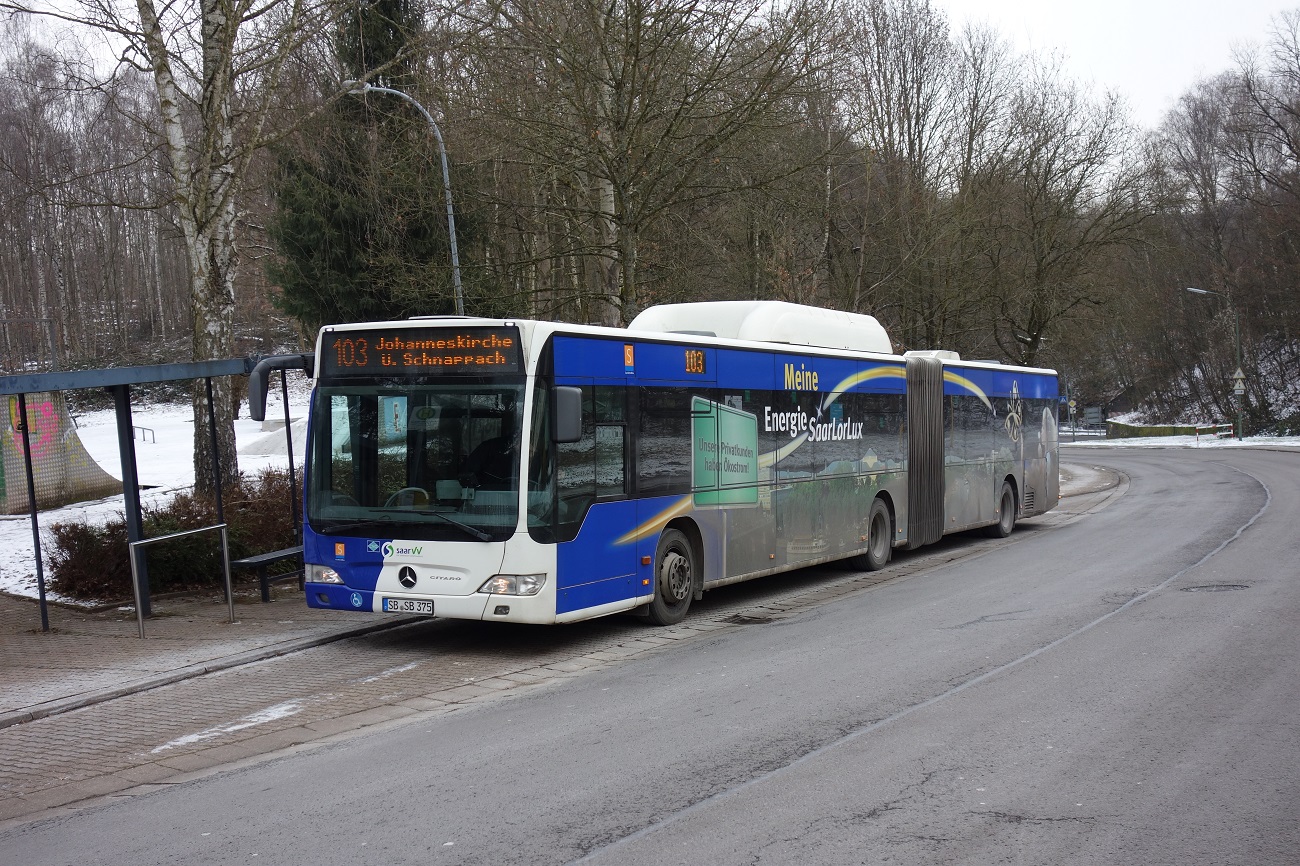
<box><xmin>0</xmin><ymin>587</ymin><xmax>388</xmax><ymax>722</ymax></box>
<box><xmin>0</xmin><ymin>463</ymin><xmax>1117</xmax><ymax>827</ymax></box>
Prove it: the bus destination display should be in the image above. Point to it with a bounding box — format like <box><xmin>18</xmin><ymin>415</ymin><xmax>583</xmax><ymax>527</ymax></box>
<box><xmin>321</xmin><ymin>326</ymin><xmax>522</xmax><ymax>377</ymax></box>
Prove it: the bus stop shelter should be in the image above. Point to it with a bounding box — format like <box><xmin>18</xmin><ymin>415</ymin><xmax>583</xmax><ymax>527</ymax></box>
<box><xmin>0</xmin><ymin>358</ymin><xmax>300</xmax><ymax>634</ymax></box>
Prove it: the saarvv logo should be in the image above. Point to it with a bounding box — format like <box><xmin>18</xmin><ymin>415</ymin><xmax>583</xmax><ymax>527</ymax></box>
<box><xmin>381</xmin><ymin>542</ymin><xmax>423</xmax><ymax>558</ymax></box>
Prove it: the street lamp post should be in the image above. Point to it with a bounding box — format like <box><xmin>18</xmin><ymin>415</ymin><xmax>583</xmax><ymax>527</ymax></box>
<box><xmin>1184</xmin><ymin>287</ymin><xmax>1242</xmax><ymax>440</ymax></box>
<box><xmin>343</xmin><ymin>80</ymin><xmax>464</xmax><ymax>316</ymax></box>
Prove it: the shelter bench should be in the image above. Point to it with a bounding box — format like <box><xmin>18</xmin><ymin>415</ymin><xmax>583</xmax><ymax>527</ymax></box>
<box><xmin>231</xmin><ymin>545</ymin><xmax>304</xmax><ymax>603</ymax></box>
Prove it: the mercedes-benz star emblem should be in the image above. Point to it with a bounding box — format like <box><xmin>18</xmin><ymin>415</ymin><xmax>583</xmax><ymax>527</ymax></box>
<box><xmin>398</xmin><ymin>566</ymin><xmax>417</xmax><ymax>588</ymax></box>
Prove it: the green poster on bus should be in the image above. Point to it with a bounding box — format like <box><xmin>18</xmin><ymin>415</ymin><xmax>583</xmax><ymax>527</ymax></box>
<box><xmin>692</xmin><ymin>396</ymin><xmax>759</xmax><ymax>507</ymax></box>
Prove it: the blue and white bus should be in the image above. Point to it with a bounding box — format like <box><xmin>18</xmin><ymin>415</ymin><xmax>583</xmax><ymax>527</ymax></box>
<box><xmin>250</xmin><ymin>301</ymin><xmax>1060</xmax><ymax>626</ymax></box>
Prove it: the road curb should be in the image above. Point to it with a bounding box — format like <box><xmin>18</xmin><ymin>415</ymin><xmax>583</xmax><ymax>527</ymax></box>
<box><xmin>0</xmin><ymin>616</ymin><xmax>422</xmax><ymax>731</ymax></box>
<box><xmin>1058</xmin><ymin>461</ymin><xmax>1122</xmax><ymax>497</ymax></box>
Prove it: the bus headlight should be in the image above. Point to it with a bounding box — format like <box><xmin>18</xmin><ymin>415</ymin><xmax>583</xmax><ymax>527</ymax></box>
<box><xmin>307</xmin><ymin>564</ymin><xmax>345</xmax><ymax>585</ymax></box>
<box><xmin>478</xmin><ymin>573</ymin><xmax>546</xmax><ymax>596</ymax></box>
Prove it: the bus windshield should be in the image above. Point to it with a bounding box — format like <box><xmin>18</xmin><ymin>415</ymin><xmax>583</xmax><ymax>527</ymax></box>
<box><xmin>306</xmin><ymin>383</ymin><xmax>525</xmax><ymax>542</ymax></box>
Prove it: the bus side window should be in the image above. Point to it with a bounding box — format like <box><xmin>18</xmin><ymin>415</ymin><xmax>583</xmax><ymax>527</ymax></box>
<box><xmin>637</xmin><ymin>387</ymin><xmax>693</xmax><ymax>496</ymax></box>
<box><xmin>527</xmin><ymin>381</ymin><xmax>558</xmax><ymax>541</ymax></box>
<box><xmin>556</xmin><ymin>387</ymin><xmax>597</xmax><ymax>538</ymax></box>
<box><xmin>554</xmin><ymin>386</ymin><xmax>629</xmax><ymax>539</ymax></box>
<box><xmin>593</xmin><ymin>386</ymin><xmax>626</xmax><ymax>498</ymax></box>
<box><xmin>528</xmin><ymin>385</ymin><xmax>555</xmax><ymax>493</ymax></box>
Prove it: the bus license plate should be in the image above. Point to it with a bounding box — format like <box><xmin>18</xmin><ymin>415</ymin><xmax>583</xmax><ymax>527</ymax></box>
<box><xmin>382</xmin><ymin>598</ymin><xmax>433</xmax><ymax>615</ymax></box>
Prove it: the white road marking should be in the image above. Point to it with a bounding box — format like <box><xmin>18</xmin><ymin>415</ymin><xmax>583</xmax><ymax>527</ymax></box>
<box><xmin>152</xmin><ymin>700</ymin><xmax>305</xmax><ymax>753</ymax></box>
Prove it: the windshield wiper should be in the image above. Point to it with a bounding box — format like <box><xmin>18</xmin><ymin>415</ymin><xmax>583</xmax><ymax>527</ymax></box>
<box><xmin>366</xmin><ymin>507</ymin><xmax>494</xmax><ymax>542</ymax></box>
<box><xmin>317</xmin><ymin>508</ymin><xmax>494</xmax><ymax>542</ymax></box>
<box><xmin>410</xmin><ymin>510</ymin><xmax>494</xmax><ymax>542</ymax></box>
<box><xmin>316</xmin><ymin>514</ymin><xmax>397</xmax><ymax>535</ymax></box>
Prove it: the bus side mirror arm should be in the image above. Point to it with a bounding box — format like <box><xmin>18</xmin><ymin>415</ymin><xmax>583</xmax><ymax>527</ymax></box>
<box><xmin>552</xmin><ymin>386</ymin><xmax>583</xmax><ymax>443</ymax></box>
<box><xmin>248</xmin><ymin>354</ymin><xmax>314</xmax><ymax>422</ymax></box>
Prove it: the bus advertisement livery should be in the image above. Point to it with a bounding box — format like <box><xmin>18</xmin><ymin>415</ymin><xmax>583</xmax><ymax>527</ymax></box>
<box><xmin>249</xmin><ymin>301</ymin><xmax>1060</xmax><ymax>626</ymax></box>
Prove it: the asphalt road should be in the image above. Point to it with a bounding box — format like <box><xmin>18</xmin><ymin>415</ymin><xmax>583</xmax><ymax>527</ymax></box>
<box><xmin>4</xmin><ymin>448</ymin><xmax>1299</xmax><ymax>865</ymax></box>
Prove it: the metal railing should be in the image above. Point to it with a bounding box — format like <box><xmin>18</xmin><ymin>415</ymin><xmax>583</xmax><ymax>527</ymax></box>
<box><xmin>1194</xmin><ymin>423</ymin><xmax>1235</xmax><ymax>444</ymax></box>
<box><xmin>127</xmin><ymin>524</ymin><xmax>234</xmax><ymax>638</ymax></box>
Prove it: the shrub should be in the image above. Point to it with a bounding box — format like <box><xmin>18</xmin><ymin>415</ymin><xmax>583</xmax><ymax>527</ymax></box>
<box><xmin>47</xmin><ymin>468</ymin><xmax>302</xmax><ymax>602</ymax></box>
<box><xmin>1269</xmin><ymin>412</ymin><xmax>1300</xmax><ymax>436</ymax></box>
<box><xmin>46</xmin><ymin>519</ymin><xmax>135</xmax><ymax>600</ymax></box>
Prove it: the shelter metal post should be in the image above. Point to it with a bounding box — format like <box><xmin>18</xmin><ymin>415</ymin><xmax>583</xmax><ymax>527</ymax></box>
<box><xmin>111</xmin><ymin>383</ymin><xmax>149</xmax><ymax>617</ymax></box>
<box><xmin>16</xmin><ymin>393</ymin><xmax>50</xmax><ymax>632</ymax></box>
<box><xmin>280</xmin><ymin>372</ymin><xmax>300</xmax><ymax>539</ymax></box>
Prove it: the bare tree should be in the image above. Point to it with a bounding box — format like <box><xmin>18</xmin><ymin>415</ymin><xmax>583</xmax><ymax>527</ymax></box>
<box><xmin>452</xmin><ymin>0</ymin><xmax>822</xmax><ymax>325</ymax></box>
<box><xmin>837</xmin><ymin>0</ymin><xmax>973</xmax><ymax>348</ymax></box>
<box><xmin>2</xmin><ymin>0</ymin><xmax>336</xmax><ymax>490</ymax></box>
<box><xmin>978</xmin><ymin>61</ymin><xmax>1151</xmax><ymax>366</ymax></box>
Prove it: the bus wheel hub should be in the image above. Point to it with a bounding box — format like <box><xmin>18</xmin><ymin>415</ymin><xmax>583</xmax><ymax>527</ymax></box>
<box><xmin>661</xmin><ymin>552</ymin><xmax>691</xmax><ymax>601</ymax></box>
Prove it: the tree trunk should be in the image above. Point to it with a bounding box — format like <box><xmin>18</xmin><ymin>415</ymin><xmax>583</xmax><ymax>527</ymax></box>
<box><xmin>618</xmin><ymin>223</ymin><xmax>638</xmax><ymax>325</ymax></box>
<box><xmin>188</xmin><ymin>213</ymin><xmax>240</xmax><ymax>494</ymax></box>
<box><xmin>594</xmin><ymin>172</ymin><xmax>621</xmax><ymax>327</ymax></box>
<box><xmin>137</xmin><ymin>0</ymin><xmax>241</xmax><ymax>495</ymax></box>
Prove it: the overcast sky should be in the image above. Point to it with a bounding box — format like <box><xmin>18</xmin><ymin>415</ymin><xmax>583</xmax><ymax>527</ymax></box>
<box><xmin>934</xmin><ymin>0</ymin><xmax>1292</xmax><ymax>129</ymax></box>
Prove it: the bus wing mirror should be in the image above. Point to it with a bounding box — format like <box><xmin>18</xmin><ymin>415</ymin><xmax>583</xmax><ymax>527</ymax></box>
<box><xmin>248</xmin><ymin>354</ymin><xmax>314</xmax><ymax>422</ymax></box>
<box><xmin>552</xmin><ymin>386</ymin><xmax>583</xmax><ymax>443</ymax></box>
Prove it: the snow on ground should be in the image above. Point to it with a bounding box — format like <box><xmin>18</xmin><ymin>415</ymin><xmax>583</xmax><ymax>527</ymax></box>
<box><xmin>0</xmin><ymin>385</ymin><xmax>310</xmax><ymax>604</ymax></box>
<box><xmin>4</xmin><ymin>405</ymin><xmax>1299</xmax><ymax>604</ymax></box>
<box><xmin>1062</xmin><ymin>431</ymin><xmax>1300</xmax><ymax>449</ymax></box>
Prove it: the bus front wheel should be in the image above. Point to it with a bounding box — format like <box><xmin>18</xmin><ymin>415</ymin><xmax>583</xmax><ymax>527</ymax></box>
<box><xmin>986</xmin><ymin>481</ymin><xmax>1017</xmax><ymax>538</ymax></box>
<box><xmin>849</xmin><ymin>498</ymin><xmax>892</xmax><ymax>571</ymax></box>
<box><xmin>648</xmin><ymin>528</ymin><xmax>695</xmax><ymax>626</ymax></box>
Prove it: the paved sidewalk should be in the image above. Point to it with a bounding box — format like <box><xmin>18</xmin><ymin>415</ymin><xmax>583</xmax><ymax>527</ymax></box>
<box><xmin>0</xmin><ymin>587</ymin><xmax>411</xmax><ymax>730</ymax></box>
<box><xmin>0</xmin><ymin>461</ymin><xmax>1119</xmax><ymax>731</ymax></box>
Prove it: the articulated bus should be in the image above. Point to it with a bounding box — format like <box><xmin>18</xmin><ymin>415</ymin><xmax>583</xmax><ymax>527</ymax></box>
<box><xmin>250</xmin><ymin>301</ymin><xmax>1060</xmax><ymax>626</ymax></box>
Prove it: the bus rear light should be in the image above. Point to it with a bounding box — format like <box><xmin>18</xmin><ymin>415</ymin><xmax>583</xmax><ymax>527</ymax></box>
<box><xmin>308</xmin><ymin>564</ymin><xmax>345</xmax><ymax>585</ymax></box>
<box><xmin>478</xmin><ymin>573</ymin><xmax>546</xmax><ymax>596</ymax></box>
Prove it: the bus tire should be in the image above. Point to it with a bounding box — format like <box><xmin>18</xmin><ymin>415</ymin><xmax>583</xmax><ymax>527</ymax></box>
<box><xmin>849</xmin><ymin>498</ymin><xmax>892</xmax><ymax>571</ymax></box>
<box><xmin>648</xmin><ymin>528</ymin><xmax>695</xmax><ymax>626</ymax></box>
<box><xmin>986</xmin><ymin>481</ymin><xmax>1017</xmax><ymax>538</ymax></box>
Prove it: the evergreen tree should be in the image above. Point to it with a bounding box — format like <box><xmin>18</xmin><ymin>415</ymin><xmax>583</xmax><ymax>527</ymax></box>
<box><xmin>267</xmin><ymin>0</ymin><xmax>470</xmax><ymax>332</ymax></box>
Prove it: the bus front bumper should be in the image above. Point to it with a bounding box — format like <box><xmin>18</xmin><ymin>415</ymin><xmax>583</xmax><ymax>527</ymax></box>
<box><xmin>305</xmin><ymin>583</ymin><xmax>559</xmax><ymax>623</ymax></box>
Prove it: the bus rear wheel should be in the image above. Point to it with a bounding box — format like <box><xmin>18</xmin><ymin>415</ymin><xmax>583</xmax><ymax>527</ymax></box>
<box><xmin>986</xmin><ymin>481</ymin><xmax>1017</xmax><ymax>538</ymax></box>
<box><xmin>849</xmin><ymin>498</ymin><xmax>892</xmax><ymax>571</ymax></box>
<box><xmin>648</xmin><ymin>528</ymin><xmax>695</xmax><ymax>626</ymax></box>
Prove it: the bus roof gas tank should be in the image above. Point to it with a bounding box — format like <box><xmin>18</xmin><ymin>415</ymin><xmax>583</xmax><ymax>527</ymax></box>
<box><xmin>903</xmin><ymin>349</ymin><xmax>962</xmax><ymax>362</ymax></box>
<box><xmin>628</xmin><ymin>301</ymin><xmax>892</xmax><ymax>355</ymax></box>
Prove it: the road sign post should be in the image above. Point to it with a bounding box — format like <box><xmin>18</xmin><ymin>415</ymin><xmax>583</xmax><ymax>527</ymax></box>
<box><xmin>1232</xmin><ymin>368</ymin><xmax>1245</xmax><ymax>440</ymax></box>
